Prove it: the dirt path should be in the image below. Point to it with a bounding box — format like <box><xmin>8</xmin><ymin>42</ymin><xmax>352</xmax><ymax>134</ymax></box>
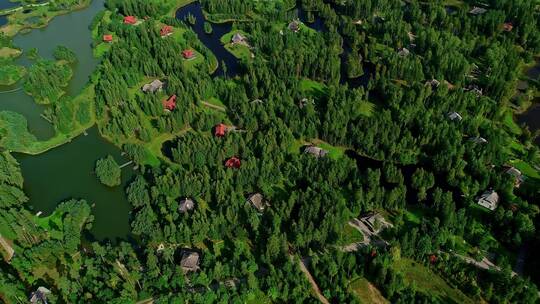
<box><xmin>201</xmin><ymin>101</ymin><xmax>226</xmax><ymax>112</ymax></box>
<box><xmin>453</xmin><ymin>253</ymin><xmax>517</xmax><ymax>277</ymax></box>
<box><xmin>0</xmin><ymin>234</ymin><xmax>14</xmax><ymax>262</ymax></box>
<box><xmin>297</xmin><ymin>257</ymin><xmax>330</xmax><ymax>304</ymax></box>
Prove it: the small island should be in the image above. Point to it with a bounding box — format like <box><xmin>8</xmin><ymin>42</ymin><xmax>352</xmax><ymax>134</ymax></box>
<box><xmin>95</xmin><ymin>155</ymin><xmax>121</xmax><ymax>187</ymax></box>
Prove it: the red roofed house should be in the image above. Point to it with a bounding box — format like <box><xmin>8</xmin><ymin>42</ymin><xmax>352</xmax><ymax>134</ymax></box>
<box><xmin>124</xmin><ymin>16</ymin><xmax>137</xmax><ymax>25</ymax></box>
<box><xmin>503</xmin><ymin>22</ymin><xmax>513</xmax><ymax>32</ymax></box>
<box><xmin>429</xmin><ymin>254</ymin><xmax>437</xmax><ymax>264</ymax></box>
<box><xmin>163</xmin><ymin>95</ymin><xmax>177</xmax><ymax>111</ymax></box>
<box><xmin>161</xmin><ymin>25</ymin><xmax>173</xmax><ymax>37</ymax></box>
<box><xmin>103</xmin><ymin>34</ymin><xmax>113</xmax><ymax>43</ymax></box>
<box><xmin>225</xmin><ymin>157</ymin><xmax>241</xmax><ymax>169</ymax></box>
<box><xmin>182</xmin><ymin>49</ymin><xmax>195</xmax><ymax>60</ymax></box>
<box><xmin>214</xmin><ymin>123</ymin><xmax>227</xmax><ymax>137</ymax></box>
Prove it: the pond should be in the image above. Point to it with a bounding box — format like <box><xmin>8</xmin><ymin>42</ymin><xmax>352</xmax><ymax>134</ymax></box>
<box><xmin>0</xmin><ymin>16</ymin><xmax>7</xmax><ymax>27</ymax></box>
<box><xmin>16</xmin><ymin>127</ymin><xmax>134</xmax><ymax>242</ymax></box>
<box><xmin>0</xmin><ymin>0</ymin><xmax>19</xmax><ymax>10</ymax></box>
<box><xmin>176</xmin><ymin>2</ymin><xmax>239</xmax><ymax>77</ymax></box>
<box><xmin>518</xmin><ymin>103</ymin><xmax>540</xmax><ymax>145</ymax></box>
<box><xmin>0</xmin><ymin>0</ymin><xmax>135</xmax><ymax>241</ymax></box>
<box><xmin>517</xmin><ymin>59</ymin><xmax>540</xmax><ymax>145</ymax></box>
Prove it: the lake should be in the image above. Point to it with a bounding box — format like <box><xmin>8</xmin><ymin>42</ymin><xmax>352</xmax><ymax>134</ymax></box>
<box><xmin>0</xmin><ymin>0</ymin><xmax>134</xmax><ymax>241</ymax></box>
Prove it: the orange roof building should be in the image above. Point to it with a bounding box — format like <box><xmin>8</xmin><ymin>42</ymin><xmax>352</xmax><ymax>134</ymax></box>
<box><xmin>124</xmin><ymin>15</ymin><xmax>137</xmax><ymax>25</ymax></box>
<box><xmin>503</xmin><ymin>22</ymin><xmax>513</xmax><ymax>32</ymax></box>
<box><xmin>182</xmin><ymin>49</ymin><xmax>195</xmax><ymax>59</ymax></box>
<box><xmin>214</xmin><ymin>123</ymin><xmax>227</xmax><ymax>137</ymax></box>
<box><xmin>103</xmin><ymin>34</ymin><xmax>113</xmax><ymax>42</ymax></box>
<box><xmin>160</xmin><ymin>25</ymin><xmax>173</xmax><ymax>37</ymax></box>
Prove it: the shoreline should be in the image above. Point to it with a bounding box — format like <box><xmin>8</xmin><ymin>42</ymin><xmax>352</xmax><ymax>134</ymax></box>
<box><xmin>1</xmin><ymin>0</ymin><xmax>92</xmax><ymax>37</ymax></box>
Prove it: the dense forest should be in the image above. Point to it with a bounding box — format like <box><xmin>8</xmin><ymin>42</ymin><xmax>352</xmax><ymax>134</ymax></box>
<box><xmin>0</xmin><ymin>0</ymin><xmax>539</xmax><ymax>303</ymax></box>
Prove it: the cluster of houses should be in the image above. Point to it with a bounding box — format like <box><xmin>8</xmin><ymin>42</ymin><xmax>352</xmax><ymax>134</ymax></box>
<box><xmin>140</xmin><ymin>79</ymin><xmax>178</xmax><ymax>111</ymax></box>
<box><xmin>173</xmin><ymin>193</ymin><xmax>270</xmax><ymax>273</ymax></box>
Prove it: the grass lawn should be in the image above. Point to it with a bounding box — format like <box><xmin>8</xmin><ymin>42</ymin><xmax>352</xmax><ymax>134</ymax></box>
<box><xmin>93</xmin><ymin>42</ymin><xmax>111</xmax><ymax>58</ymax></box>
<box><xmin>502</xmin><ymin>110</ymin><xmax>522</xmax><ymax>135</ymax></box>
<box><xmin>300</xmin><ymin>78</ymin><xmax>327</xmax><ymax>95</ymax></box>
<box><xmin>0</xmin><ymin>47</ymin><xmax>22</xmax><ymax>58</ymax></box>
<box><xmin>313</xmin><ymin>140</ymin><xmax>346</xmax><ymax>159</ymax></box>
<box><xmin>509</xmin><ymin>159</ymin><xmax>540</xmax><ymax>179</ymax></box>
<box><xmin>220</xmin><ymin>30</ymin><xmax>252</xmax><ymax>60</ymax></box>
<box><xmin>224</xmin><ymin>43</ymin><xmax>252</xmax><ymax>60</ymax></box>
<box><xmin>337</xmin><ymin>223</ymin><xmax>365</xmax><ymax>245</ymax></box>
<box><xmin>0</xmin><ymin>85</ymin><xmax>96</xmax><ymax>154</ymax></box>
<box><xmin>404</xmin><ymin>205</ymin><xmax>430</xmax><ymax>225</ymax></box>
<box><xmin>1</xmin><ymin>0</ymin><xmax>92</xmax><ymax>37</ymax></box>
<box><xmin>394</xmin><ymin>258</ymin><xmax>475</xmax><ymax>304</ymax></box>
<box><xmin>290</xmin><ymin>138</ymin><xmax>346</xmax><ymax>160</ymax></box>
<box><xmin>349</xmin><ymin>277</ymin><xmax>389</xmax><ymax>304</ymax></box>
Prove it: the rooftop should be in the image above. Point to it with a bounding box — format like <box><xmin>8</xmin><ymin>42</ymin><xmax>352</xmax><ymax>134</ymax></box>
<box><xmin>142</xmin><ymin>79</ymin><xmax>163</xmax><ymax>93</ymax></box>
<box><xmin>247</xmin><ymin>193</ymin><xmax>266</xmax><ymax>212</ymax></box>
<box><xmin>179</xmin><ymin>198</ymin><xmax>195</xmax><ymax>213</ymax></box>
<box><xmin>180</xmin><ymin>250</ymin><xmax>200</xmax><ymax>272</ymax></box>
<box><xmin>304</xmin><ymin>145</ymin><xmax>329</xmax><ymax>158</ymax></box>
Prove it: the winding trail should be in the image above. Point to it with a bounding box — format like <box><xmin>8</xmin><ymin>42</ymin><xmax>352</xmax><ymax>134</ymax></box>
<box><xmin>297</xmin><ymin>257</ymin><xmax>330</xmax><ymax>304</ymax></box>
<box><xmin>201</xmin><ymin>101</ymin><xmax>226</xmax><ymax>112</ymax></box>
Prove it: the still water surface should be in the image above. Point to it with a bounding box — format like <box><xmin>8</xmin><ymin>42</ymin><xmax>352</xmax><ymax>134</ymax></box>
<box><xmin>0</xmin><ymin>0</ymin><xmax>133</xmax><ymax>241</ymax></box>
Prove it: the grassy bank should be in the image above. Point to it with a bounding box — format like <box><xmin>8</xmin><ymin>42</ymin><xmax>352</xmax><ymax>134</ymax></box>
<box><xmin>1</xmin><ymin>0</ymin><xmax>93</xmax><ymax>37</ymax></box>
<box><xmin>0</xmin><ymin>85</ymin><xmax>96</xmax><ymax>155</ymax></box>
<box><xmin>393</xmin><ymin>258</ymin><xmax>476</xmax><ymax>304</ymax></box>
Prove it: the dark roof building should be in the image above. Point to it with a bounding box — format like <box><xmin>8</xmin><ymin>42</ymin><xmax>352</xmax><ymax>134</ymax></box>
<box><xmin>448</xmin><ymin>112</ymin><xmax>463</xmax><ymax>121</ymax></box>
<box><xmin>470</xmin><ymin>136</ymin><xmax>488</xmax><ymax>144</ymax></box>
<box><xmin>477</xmin><ymin>190</ymin><xmax>500</xmax><ymax>211</ymax></box>
<box><xmin>425</xmin><ymin>79</ymin><xmax>441</xmax><ymax>88</ymax></box>
<box><xmin>505</xmin><ymin>167</ymin><xmax>524</xmax><ymax>187</ymax></box>
<box><xmin>299</xmin><ymin>97</ymin><xmax>314</xmax><ymax>108</ymax></box>
<box><xmin>142</xmin><ymin>79</ymin><xmax>163</xmax><ymax>93</ymax></box>
<box><xmin>231</xmin><ymin>33</ymin><xmax>246</xmax><ymax>44</ymax></box>
<box><xmin>469</xmin><ymin>7</ymin><xmax>487</xmax><ymax>15</ymax></box>
<box><xmin>180</xmin><ymin>250</ymin><xmax>200</xmax><ymax>272</ymax></box>
<box><xmin>398</xmin><ymin>47</ymin><xmax>410</xmax><ymax>57</ymax></box>
<box><xmin>288</xmin><ymin>20</ymin><xmax>300</xmax><ymax>32</ymax></box>
<box><xmin>29</xmin><ymin>287</ymin><xmax>51</xmax><ymax>304</ymax></box>
<box><xmin>179</xmin><ymin>198</ymin><xmax>195</xmax><ymax>213</ymax></box>
<box><xmin>304</xmin><ymin>145</ymin><xmax>329</xmax><ymax>158</ymax></box>
<box><xmin>247</xmin><ymin>193</ymin><xmax>267</xmax><ymax>212</ymax></box>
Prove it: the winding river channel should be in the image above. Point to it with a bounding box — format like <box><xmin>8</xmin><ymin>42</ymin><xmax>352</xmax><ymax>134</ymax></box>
<box><xmin>175</xmin><ymin>2</ymin><xmax>239</xmax><ymax>77</ymax></box>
